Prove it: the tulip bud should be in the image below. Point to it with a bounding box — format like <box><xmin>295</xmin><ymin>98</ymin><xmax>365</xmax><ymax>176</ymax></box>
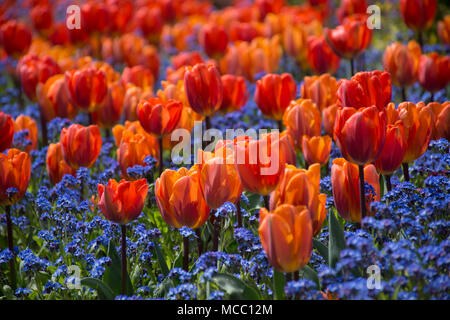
<box><xmin>0</xmin><ymin>112</ymin><xmax>14</xmax><ymax>153</ymax></box>
<box><xmin>400</xmin><ymin>0</ymin><xmax>436</xmax><ymax>31</ymax></box>
<box><xmin>0</xmin><ymin>20</ymin><xmax>32</xmax><ymax>57</ymax></box>
<box><xmin>383</xmin><ymin>41</ymin><xmax>421</xmax><ymax>88</ymax></box>
<box><xmin>137</xmin><ymin>98</ymin><xmax>183</xmax><ymax>138</ymax></box>
<box><xmin>374</xmin><ymin>121</ymin><xmax>407</xmax><ymax>175</ymax></box>
<box><xmin>301</xmin><ymin>74</ymin><xmax>339</xmax><ymax>112</ymax></box>
<box><xmin>199</xmin><ymin>23</ymin><xmax>229</xmax><ymax>59</ymax></box>
<box><xmin>307</xmin><ymin>35</ymin><xmax>340</xmax><ymax>75</ymax></box>
<box><xmin>302</xmin><ymin>135</ymin><xmax>332</xmax><ymax>167</ymax></box>
<box><xmin>437</xmin><ymin>15</ymin><xmax>450</xmax><ymax>45</ymax></box>
<box><xmin>418</xmin><ymin>53</ymin><xmax>450</xmax><ymax>93</ymax></box>
<box><xmin>46</xmin><ymin>142</ymin><xmax>77</xmax><ymax>185</ymax></box>
<box><xmin>219</xmin><ymin>75</ymin><xmax>248</xmax><ymax>114</ymax></box>
<box><xmin>0</xmin><ymin>149</ymin><xmax>31</xmax><ymax>205</ymax></box>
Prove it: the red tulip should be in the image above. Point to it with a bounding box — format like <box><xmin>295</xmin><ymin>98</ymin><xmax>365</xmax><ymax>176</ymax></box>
<box><xmin>120</xmin><ymin>65</ymin><xmax>155</xmax><ymax>93</ymax></box>
<box><xmin>136</xmin><ymin>6</ymin><xmax>163</xmax><ymax>44</ymax></box>
<box><xmin>418</xmin><ymin>53</ymin><xmax>450</xmax><ymax>93</ymax></box>
<box><xmin>400</xmin><ymin>0</ymin><xmax>436</xmax><ymax>31</ymax></box>
<box><xmin>91</xmin><ymin>82</ymin><xmax>125</xmax><ymax>128</ymax></box>
<box><xmin>219</xmin><ymin>74</ymin><xmax>248</xmax><ymax>114</ymax></box>
<box><xmin>383</xmin><ymin>41</ymin><xmax>421</xmax><ymax>89</ymax></box>
<box><xmin>81</xmin><ymin>1</ymin><xmax>110</xmax><ymax>34</ymax></box>
<box><xmin>199</xmin><ymin>23</ymin><xmax>228</xmax><ymax>59</ymax></box>
<box><xmin>307</xmin><ymin>35</ymin><xmax>341</xmax><ymax>75</ymax></box>
<box><xmin>0</xmin><ymin>149</ymin><xmax>31</xmax><ymax>205</ymax></box>
<box><xmin>0</xmin><ymin>111</ymin><xmax>14</xmax><ymax>153</ymax></box>
<box><xmin>0</xmin><ymin>20</ymin><xmax>32</xmax><ymax>57</ymax></box>
<box><xmin>374</xmin><ymin>120</ymin><xmax>407</xmax><ymax>175</ymax></box>
<box><xmin>172</xmin><ymin>51</ymin><xmax>204</xmax><ymax>70</ymax></box>
<box><xmin>437</xmin><ymin>15</ymin><xmax>450</xmax><ymax>45</ymax></box>
<box><xmin>30</xmin><ymin>4</ymin><xmax>53</xmax><ymax>32</ymax></box>
<box><xmin>337</xmin><ymin>0</ymin><xmax>367</xmax><ymax>23</ymax></box>
<box><xmin>46</xmin><ymin>142</ymin><xmax>77</xmax><ymax>185</ymax></box>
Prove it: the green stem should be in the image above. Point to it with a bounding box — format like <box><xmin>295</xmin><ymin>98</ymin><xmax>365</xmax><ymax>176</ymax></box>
<box><xmin>402</xmin><ymin>163</ymin><xmax>410</xmax><ymax>182</ymax></box>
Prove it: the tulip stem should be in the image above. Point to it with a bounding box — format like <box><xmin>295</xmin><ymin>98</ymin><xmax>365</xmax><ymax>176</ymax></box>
<box><xmin>121</xmin><ymin>224</ymin><xmax>127</xmax><ymax>295</ymax></box>
<box><xmin>263</xmin><ymin>195</ymin><xmax>270</xmax><ymax>210</ymax></box>
<box><xmin>158</xmin><ymin>137</ymin><xmax>163</xmax><ymax>176</ymax></box>
<box><xmin>39</xmin><ymin>111</ymin><xmax>48</xmax><ymax>147</ymax></box>
<box><xmin>402</xmin><ymin>163</ymin><xmax>410</xmax><ymax>182</ymax></box>
<box><xmin>277</xmin><ymin>120</ymin><xmax>283</xmax><ymax>131</ymax></box>
<box><xmin>349</xmin><ymin>59</ymin><xmax>355</xmax><ymax>77</ymax></box>
<box><xmin>5</xmin><ymin>205</ymin><xmax>16</xmax><ymax>290</ymax></box>
<box><xmin>430</xmin><ymin>92</ymin><xmax>434</xmax><ymax>102</ymax></box>
<box><xmin>195</xmin><ymin>229</ymin><xmax>203</xmax><ymax>257</ymax></box>
<box><xmin>205</xmin><ymin>116</ymin><xmax>211</xmax><ymax>131</ymax></box>
<box><xmin>88</xmin><ymin>112</ymin><xmax>93</xmax><ymax>125</ymax></box>
<box><xmin>236</xmin><ymin>200</ymin><xmax>243</xmax><ymax>228</ymax></box>
<box><xmin>293</xmin><ymin>271</ymin><xmax>299</xmax><ymax>281</ymax></box>
<box><xmin>401</xmin><ymin>87</ymin><xmax>407</xmax><ymax>102</ymax></box>
<box><xmin>212</xmin><ymin>215</ymin><xmax>221</xmax><ymax>252</ymax></box>
<box><xmin>385</xmin><ymin>174</ymin><xmax>392</xmax><ymax>192</ymax></box>
<box><xmin>183</xmin><ymin>236</ymin><xmax>189</xmax><ymax>271</ymax></box>
<box><xmin>358</xmin><ymin>165</ymin><xmax>366</xmax><ymax>222</ymax></box>
<box><xmin>417</xmin><ymin>30</ymin><xmax>423</xmax><ymax>50</ymax></box>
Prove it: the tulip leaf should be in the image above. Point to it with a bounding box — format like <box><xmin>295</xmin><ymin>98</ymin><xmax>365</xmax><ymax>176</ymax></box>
<box><xmin>300</xmin><ymin>265</ymin><xmax>320</xmax><ymax>289</ymax></box>
<box><xmin>153</xmin><ymin>241</ymin><xmax>170</xmax><ymax>277</ymax></box>
<box><xmin>313</xmin><ymin>239</ymin><xmax>329</xmax><ymax>264</ymax></box>
<box><xmin>328</xmin><ymin>210</ymin><xmax>346</xmax><ymax>268</ymax></box>
<box><xmin>103</xmin><ymin>241</ymin><xmax>134</xmax><ymax>297</ymax></box>
<box><xmin>272</xmin><ymin>269</ymin><xmax>286</xmax><ymax>300</ymax></box>
<box><xmin>155</xmin><ymin>277</ymin><xmax>175</xmax><ymax>298</ymax></box>
<box><xmin>80</xmin><ymin>278</ymin><xmax>114</xmax><ymax>300</ymax></box>
<box><xmin>212</xmin><ymin>273</ymin><xmax>261</xmax><ymax>300</ymax></box>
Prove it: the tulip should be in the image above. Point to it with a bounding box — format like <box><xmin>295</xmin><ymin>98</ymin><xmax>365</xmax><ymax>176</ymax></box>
<box><xmin>184</xmin><ymin>63</ymin><xmax>223</xmax><ymax>128</ymax></box>
<box><xmin>300</xmin><ymin>74</ymin><xmax>338</xmax><ymax>112</ymax></box>
<box><xmin>199</xmin><ymin>23</ymin><xmax>229</xmax><ymax>59</ymax></box>
<box><xmin>60</xmin><ymin>124</ymin><xmax>102</xmax><ymax>169</ymax></box>
<box><xmin>0</xmin><ymin>20</ymin><xmax>32</xmax><ymax>57</ymax></box>
<box><xmin>255</xmin><ymin>73</ymin><xmax>297</xmax><ymax>123</ymax></box>
<box><xmin>307</xmin><ymin>36</ymin><xmax>341</xmax><ymax>75</ymax></box>
<box><xmin>123</xmin><ymin>85</ymin><xmax>153</xmax><ymax>121</ymax></box>
<box><xmin>91</xmin><ymin>82</ymin><xmax>125</xmax><ymax>129</ymax></box>
<box><xmin>331</xmin><ymin>158</ymin><xmax>380</xmax><ymax>223</ymax></box>
<box><xmin>112</xmin><ymin>121</ymin><xmax>157</xmax><ymax>147</ymax></box>
<box><xmin>418</xmin><ymin>53</ymin><xmax>450</xmax><ymax>97</ymax></box>
<box><xmin>0</xmin><ymin>112</ymin><xmax>14</xmax><ymax>152</ymax></box>
<box><xmin>400</xmin><ymin>0</ymin><xmax>436</xmax><ymax>34</ymax></box>
<box><xmin>437</xmin><ymin>15</ymin><xmax>450</xmax><ymax>46</ymax></box>
<box><xmin>120</xmin><ymin>66</ymin><xmax>155</xmax><ymax>94</ymax></box>
<box><xmin>16</xmin><ymin>54</ymin><xmax>61</xmax><ymax>102</ymax></box>
<box><xmin>337</xmin><ymin>71</ymin><xmax>392</xmax><ymax>111</ymax></box>
<box><xmin>81</xmin><ymin>1</ymin><xmax>110</xmax><ymax>34</ymax></box>
<box><xmin>229</xmin><ymin>21</ymin><xmax>260</xmax><ymax>43</ymax></box>
<box><xmin>30</xmin><ymin>4</ymin><xmax>53</xmax><ymax>33</ymax></box>
<box><xmin>283</xmin><ymin>99</ymin><xmax>322</xmax><ymax>150</ymax></box>
<box><xmin>322</xmin><ymin>104</ymin><xmax>340</xmax><ymax>137</ymax></box>
<box><xmin>107</xmin><ymin>0</ymin><xmax>134</xmax><ymax>34</ymax></box>
<box><xmin>302</xmin><ymin>135</ymin><xmax>332</xmax><ymax>167</ymax></box>
<box><xmin>383</xmin><ymin>41</ymin><xmax>421</xmax><ymax>99</ymax></box>
<box><xmin>428</xmin><ymin>102</ymin><xmax>450</xmax><ymax>141</ymax></box>
<box><xmin>46</xmin><ymin>142</ymin><xmax>77</xmax><ymax>185</ymax></box>
<box><xmin>259</xmin><ymin>204</ymin><xmax>313</xmax><ymax>273</ymax></box>
<box><xmin>283</xmin><ymin>25</ymin><xmax>308</xmax><ymax>69</ymax></box>
<box><xmin>97</xmin><ymin>178</ymin><xmax>148</xmax><ymax>295</ymax></box>
<box><xmin>65</xmin><ymin>67</ymin><xmax>108</xmax><ymax>112</ymax></box>
<box><xmin>337</xmin><ymin>0</ymin><xmax>368</xmax><ymax>23</ymax></box>
<box><xmin>37</xmin><ymin>75</ymin><xmax>77</xmax><ymax>121</ymax></box>
<box><xmin>172</xmin><ymin>51</ymin><xmax>204</xmax><ymax>70</ymax></box>
<box><xmin>13</xmin><ymin>115</ymin><xmax>38</xmax><ymax>153</ymax></box>
<box><xmin>136</xmin><ymin>6</ymin><xmax>163</xmax><ymax>44</ymax></box>
<box><xmin>219</xmin><ymin>75</ymin><xmax>248</xmax><ymax>114</ymax></box>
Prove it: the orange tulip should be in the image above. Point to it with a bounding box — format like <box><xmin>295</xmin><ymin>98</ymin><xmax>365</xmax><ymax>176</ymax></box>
<box><xmin>197</xmin><ymin>148</ymin><xmax>242</xmax><ymax>209</ymax></box>
<box><xmin>234</xmin><ymin>134</ymin><xmax>286</xmax><ymax>196</ymax></box>
<box><xmin>137</xmin><ymin>98</ymin><xmax>183</xmax><ymax>138</ymax></box>
<box><xmin>307</xmin><ymin>35</ymin><xmax>340</xmax><ymax>75</ymax></box>
<box><xmin>336</xmin><ymin>0</ymin><xmax>367</xmax><ymax>23</ymax></box>
<box><xmin>427</xmin><ymin>102</ymin><xmax>450</xmax><ymax>141</ymax></box>
<box><xmin>337</xmin><ymin>70</ymin><xmax>392</xmax><ymax>111</ymax></box>
<box><xmin>123</xmin><ymin>84</ymin><xmax>153</xmax><ymax>121</ymax></box>
<box><xmin>374</xmin><ymin>121</ymin><xmax>407</xmax><ymax>175</ymax></box>
<box><xmin>400</xmin><ymin>0</ymin><xmax>436</xmax><ymax>31</ymax></box>
<box><xmin>60</xmin><ymin>124</ymin><xmax>102</xmax><ymax>169</ymax></box>
<box><xmin>383</xmin><ymin>41</ymin><xmax>421</xmax><ymax>88</ymax></box>
<box><xmin>91</xmin><ymin>82</ymin><xmax>125</xmax><ymax>129</ymax></box>
<box><xmin>46</xmin><ymin>142</ymin><xmax>76</xmax><ymax>185</ymax></box>
<box><xmin>98</xmin><ymin>179</ymin><xmax>149</xmax><ymax>225</ymax></box>
<box><xmin>65</xmin><ymin>67</ymin><xmax>108</xmax><ymax>112</ymax></box>
<box><xmin>283</xmin><ymin>24</ymin><xmax>308</xmax><ymax>68</ymax></box>
<box><xmin>112</xmin><ymin>121</ymin><xmax>157</xmax><ymax>147</ymax></box>
<box><xmin>0</xmin><ymin>111</ymin><xmax>14</xmax><ymax>152</ymax></box>
<box><xmin>398</xmin><ymin>102</ymin><xmax>432</xmax><ymax>163</ymax></box>
<box><xmin>283</xmin><ymin>99</ymin><xmax>321</xmax><ymax>150</ymax></box>
<box><xmin>219</xmin><ymin>74</ymin><xmax>248</xmax><ymax>114</ymax></box>
<box><xmin>301</xmin><ymin>74</ymin><xmax>338</xmax><ymax>112</ymax></box>
<box><xmin>14</xmin><ymin>115</ymin><xmax>38</xmax><ymax>153</ymax></box>
<box><xmin>184</xmin><ymin>63</ymin><xmax>223</xmax><ymax>117</ymax></box>
<box><xmin>0</xmin><ymin>149</ymin><xmax>31</xmax><ymax>205</ymax></box>
<box><xmin>322</xmin><ymin>104</ymin><xmax>340</xmax><ymax>137</ymax></box>
<box><xmin>325</xmin><ymin>15</ymin><xmax>372</xmax><ymax>60</ymax></box>
<box><xmin>418</xmin><ymin>53</ymin><xmax>450</xmax><ymax>93</ymax></box>
<box><xmin>155</xmin><ymin>167</ymin><xmax>210</xmax><ymax>229</ymax></box>
<box><xmin>120</xmin><ymin>66</ymin><xmax>155</xmax><ymax>93</ymax></box>
<box><xmin>437</xmin><ymin>15</ymin><xmax>450</xmax><ymax>45</ymax></box>
<box><xmin>255</xmin><ymin>73</ymin><xmax>297</xmax><ymax>121</ymax></box>
<box><xmin>259</xmin><ymin>204</ymin><xmax>313</xmax><ymax>272</ymax></box>
<box><xmin>334</xmin><ymin>106</ymin><xmax>386</xmax><ymax>165</ymax></box>
<box><xmin>199</xmin><ymin>23</ymin><xmax>229</xmax><ymax>59</ymax></box>
<box><xmin>302</xmin><ymin>135</ymin><xmax>332</xmax><ymax>166</ymax></box>
<box><xmin>331</xmin><ymin>158</ymin><xmax>380</xmax><ymax>223</ymax></box>
<box><xmin>0</xmin><ymin>20</ymin><xmax>32</xmax><ymax>57</ymax></box>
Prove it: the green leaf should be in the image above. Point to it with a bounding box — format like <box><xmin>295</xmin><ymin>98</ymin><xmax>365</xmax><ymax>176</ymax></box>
<box><xmin>272</xmin><ymin>270</ymin><xmax>286</xmax><ymax>300</ymax></box>
<box><xmin>103</xmin><ymin>241</ymin><xmax>134</xmax><ymax>296</ymax></box>
<box><xmin>328</xmin><ymin>210</ymin><xmax>346</xmax><ymax>268</ymax></box>
<box><xmin>300</xmin><ymin>265</ymin><xmax>320</xmax><ymax>288</ymax></box>
<box><xmin>80</xmin><ymin>278</ymin><xmax>114</xmax><ymax>300</ymax></box>
<box><xmin>153</xmin><ymin>241</ymin><xmax>170</xmax><ymax>277</ymax></box>
<box><xmin>154</xmin><ymin>277</ymin><xmax>175</xmax><ymax>298</ymax></box>
<box><xmin>313</xmin><ymin>239</ymin><xmax>329</xmax><ymax>264</ymax></box>
<box><xmin>212</xmin><ymin>273</ymin><xmax>261</xmax><ymax>300</ymax></box>
<box><xmin>379</xmin><ymin>174</ymin><xmax>385</xmax><ymax>198</ymax></box>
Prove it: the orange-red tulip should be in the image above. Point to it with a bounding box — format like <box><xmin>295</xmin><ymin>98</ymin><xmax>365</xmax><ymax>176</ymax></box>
<box><xmin>259</xmin><ymin>204</ymin><xmax>313</xmax><ymax>272</ymax></box>
<box><xmin>283</xmin><ymin>24</ymin><xmax>308</xmax><ymax>68</ymax></box>
<box><xmin>107</xmin><ymin>0</ymin><xmax>134</xmax><ymax>34</ymax></box>
<box><xmin>120</xmin><ymin>65</ymin><xmax>155</xmax><ymax>93</ymax></box>
<box><xmin>14</xmin><ymin>115</ymin><xmax>38</xmax><ymax>153</ymax></box>
<box><xmin>400</xmin><ymin>0</ymin><xmax>436</xmax><ymax>31</ymax></box>
<box><xmin>418</xmin><ymin>53</ymin><xmax>450</xmax><ymax>93</ymax></box>
<box><xmin>0</xmin><ymin>111</ymin><xmax>14</xmax><ymax>152</ymax></box>
<box><xmin>283</xmin><ymin>99</ymin><xmax>321</xmax><ymax>150</ymax></box>
<box><xmin>123</xmin><ymin>84</ymin><xmax>153</xmax><ymax>121</ymax></box>
<box><xmin>172</xmin><ymin>51</ymin><xmax>204</xmax><ymax>70</ymax></box>
<box><xmin>302</xmin><ymin>135</ymin><xmax>332</xmax><ymax>166</ymax></box>
<box><xmin>374</xmin><ymin>121</ymin><xmax>407</xmax><ymax>175</ymax></box>
<box><xmin>336</xmin><ymin>0</ymin><xmax>367</xmax><ymax>23</ymax></box>
<box><xmin>300</xmin><ymin>74</ymin><xmax>338</xmax><ymax>112</ymax></box>
<box><xmin>334</xmin><ymin>106</ymin><xmax>386</xmax><ymax>165</ymax></box>
<box><xmin>437</xmin><ymin>15</ymin><xmax>450</xmax><ymax>45</ymax></box>
<box><xmin>337</xmin><ymin>70</ymin><xmax>392</xmax><ymax>111</ymax></box>
<box><xmin>91</xmin><ymin>82</ymin><xmax>125</xmax><ymax>128</ymax></box>
<box><xmin>428</xmin><ymin>102</ymin><xmax>450</xmax><ymax>141</ymax></box>
<box><xmin>331</xmin><ymin>158</ymin><xmax>380</xmax><ymax>223</ymax></box>
<box><xmin>307</xmin><ymin>35</ymin><xmax>341</xmax><ymax>75</ymax></box>
<box><xmin>155</xmin><ymin>167</ymin><xmax>210</xmax><ymax>229</ymax></box>
<box><xmin>199</xmin><ymin>23</ymin><xmax>229</xmax><ymax>59</ymax></box>
<box><xmin>81</xmin><ymin>1</ymin><xmax>110</xmax><ymax>34</ymax></box>
<box><xmin>322</xmin><ymin>104</ymin><xmax>340</xmax><ymax>137</ymax></box>
<box><xmin>136</xmin><ymin>6</ymin><xmax>163</xmax><ymax>44</ymax></box>
<box><xmin>0</xmin><ymin>20</ymin><xmax>32</xmax><ymax>57</ymax></box>
<box><xmin>16</xmin><ymin>53</ymin><xmax>61</xmax><ymax>101</ymax></box>
<box><xmin>184</xmin><ymin>63</ymin><xmax>223</xmax><ymax>117</ymax></box>
<box><xmin>219</xmin><ymin>74</ymin><xmax>248</xmax><ymax>114</ymax></box>
<box><xmin>383</xmin><ymin>41</ymin><xmax>421</xmax><ymax>88</ymax></box>
<box><xmin>60</xmin><ymin>124</ymin><xmax>102</xmax><ymax>169</ymax></box>
<box><xmin>0</xmin><ymin>149</ymin><xmax>31</xmax><ymax>205</ymax></box>
<box><xmin>325</xmin><ymin>15</ymin><xmax>372</xmax><ymax>60</ymax></box>
<box><xmin>98</xmin><ymin>179</ymin><xmax>148</xmax><ymax>225</ymax></box>
<box><xmin>398</xmin><ymin>102</ymin><xmax>432</xmax><ymax>163</ymax></box>
<box><xmin>229</xmin><ymin>21</ymin><xmax>260</xmax><ymax>43</ymax></box>
<box><xmin>65</xmin><ymin>67</ymin><xmax>108</xmax><ymax>112</ymax></box>
<box><xmin>46</xmin><ymin>142</ymin><xmax>76</xmax><ymax>185</ymax></box>
<box><xmin>137</xmin><ymin>97</ymin><xmax>183</xmax><ymax>138</ymax></box>
<box><xmin>30</xmin><ymin>4</ymin><xmax>53</xmax><ymax>32</ymax></box>
<box><xmin>255</xmin><ymin>73</ymin><xmax>297</xmax><ymax>121</ymax></box>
